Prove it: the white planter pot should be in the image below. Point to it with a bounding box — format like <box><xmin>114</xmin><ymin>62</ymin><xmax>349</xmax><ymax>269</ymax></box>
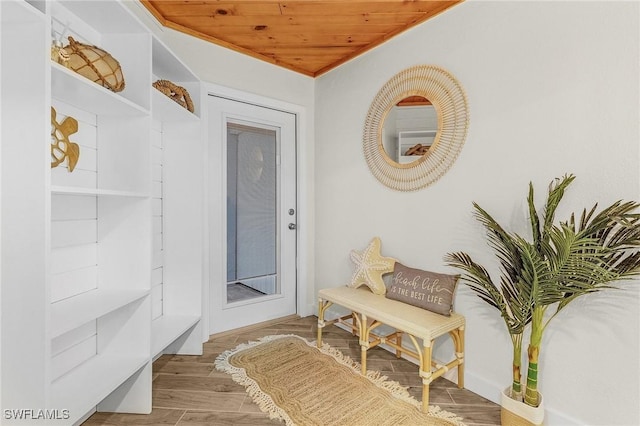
<box><xmin>500</xmin><ymin>387</ymin><xmax>544</xmax><ymax>426</ymax></box>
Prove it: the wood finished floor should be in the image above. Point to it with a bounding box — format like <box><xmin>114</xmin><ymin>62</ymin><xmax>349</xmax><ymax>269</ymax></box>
<box><xmin>83</xmin><ymin>316</ymin><xmax>500</xmax><ymax>426</ymax></box>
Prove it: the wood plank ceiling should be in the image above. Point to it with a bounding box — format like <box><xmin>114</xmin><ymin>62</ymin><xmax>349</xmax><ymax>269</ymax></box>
<box><xmin>140</xmin><ymin>1</ymin><xmax>463</xmax><ymax>77</ymax></box>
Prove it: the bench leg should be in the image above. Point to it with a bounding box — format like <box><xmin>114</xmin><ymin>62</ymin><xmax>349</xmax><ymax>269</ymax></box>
<box><xmin>395</xmin><ymin>332</ymin><xmax>403</xmax><ymax>359</ymax></box>
<box><xmin>317</xmin><ymin>298</ymin><xmax>333</xmax><ymax>348</ymax></box>
<box><xmin>420</xmin><ymin>342</ymin><xmax>433</xmax><ymax>413</ymax></box>
<box><xmin>357</xmin><ymin>313</ymin><xmax>369</xmax><ymax>375</ymax></box>
<box><xmin>447</xmin><ymin>326</ymin><xmax>465</xmax><ymax>389</ymax></box>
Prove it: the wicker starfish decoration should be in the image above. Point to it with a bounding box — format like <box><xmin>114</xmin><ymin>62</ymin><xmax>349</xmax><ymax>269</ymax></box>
<box><xmin>348</xmin><ymin>237</ymin><xmax>396</xmax><ymax>295</ymax></box>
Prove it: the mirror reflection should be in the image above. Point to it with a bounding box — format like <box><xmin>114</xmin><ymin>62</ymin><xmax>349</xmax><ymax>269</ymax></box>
<box><xmin>381</xmin><ymin>96</ymin><xmax>438</xmax><ymax>164</ymax></box>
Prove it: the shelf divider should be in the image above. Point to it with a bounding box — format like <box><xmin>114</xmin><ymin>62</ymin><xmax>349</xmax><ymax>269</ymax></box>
<box><xmin>151</xmin><ymin>315</ymin><xmax>201</xmax><ymax>358</ymax></box>
<box><xmin>51</xmin><ymin>185</ymin><xmax>149</xmax><ymax>198</ymax></box>
<box><xmin>51</xmin><ymin>288</ymin><xmax>149</xmax><ymax>338</ymax></box>
<box><xmin>51</xmin><ymin>63</ymin><xmax>149</xmax><ymax>117</ymax></box>
<box><xmin>51</xmin><ymin>354</ymin><xmax>149</xmax><ymax>424</ymax></box>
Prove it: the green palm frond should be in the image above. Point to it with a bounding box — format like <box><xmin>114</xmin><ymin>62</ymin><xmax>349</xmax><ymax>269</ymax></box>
<box><xmin>500</xmin><ymin>275</ymin><xmax>532</xmax><ymax>333</ymax></box>
<box><xmin>473</xmin><ymin>203</ymin><xmax>523</xmax><ymax>285</ymax></box>
<box><xmin>574</xmin><ymin>200</ymin><xmax>638</xmax><ymax>232</ymax></box>
<box><xmin>513</xmin><ymin>238</ymin><xmax>547</xmax><ymax>301</ymax></box>
<box><xmin>443</xmin><ymin>252</ymin><xmax>503</xmax><ymax>309</ymax></box>
<box><xmin>609</xmin><ymin>250</ymin><xmax>640</xmax><ymax>276</ymax></box>
<box><xmin>534</xmin><ymin>174</ymin><xmax>576</xmax><ymax>247</ymax></box>
<box><xmin>444</xmin><ymin>251</ymin><xmax>530</xmax><ymax>334</ymax></box>
<box><xmin>528</xmin><ymin>182</ymin><xmax>542</xmax><ymax>248</ymax></box>
<box><xmin>569</xmin><ymin>200</ymin><xmax>640</xmax><ymax>279</ymax></box>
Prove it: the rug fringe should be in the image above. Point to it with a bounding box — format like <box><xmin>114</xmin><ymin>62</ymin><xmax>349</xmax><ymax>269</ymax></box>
<box><xmin>215</xmin><ymin>334</ymin><xmax>466</xmax><ymax>426</ymax></box>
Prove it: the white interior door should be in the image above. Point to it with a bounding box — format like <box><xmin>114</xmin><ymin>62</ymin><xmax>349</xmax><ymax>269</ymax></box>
<box><xmin>208</xmin><ymin>95</ymin><xmax>297</xmax><ymax>333</ymax></box>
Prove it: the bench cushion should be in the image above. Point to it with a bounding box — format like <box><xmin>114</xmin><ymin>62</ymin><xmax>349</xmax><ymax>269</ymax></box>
<box><xmin>318</xmin><ymin>286</ymin><xmax>465</xmax><ymax>343</ymax></box>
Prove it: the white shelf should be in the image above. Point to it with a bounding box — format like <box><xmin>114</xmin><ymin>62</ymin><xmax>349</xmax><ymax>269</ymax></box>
<box><xmin>400</xmin><ymin>129</ymin><xmax>437</xmax><ymax>138</ymax></box>
<box><xmin>152</xmin><ymin>37</ymin><xmax>197</xmax><ymax>83</ymax></box>
<box><xmin>151</xmin><ymin>315</ymin><xmax>201</xmax><ymax>358</ymax></box>
<box><xmin>152</xmin><ymin>89</ymin><xmax>200</xmax><ymax>123</ymax></box>
<box><xmin>151</xmin><ymin>35</ymin><xmax>200</xmax><ymax>118</ymax></box>
<box><xmin>51</xmin><ymin>288</ymin><xmax>149</xmax><ymax>338</ymax></box>
<box><xmin>51</xmin><ymin>63</ymin><xmax>149</xmax><ymax>117</ymax></box>
<box><xmin>51</xmin><ymin>353</ymin><xmax>149</xmax><ymax>423</ymax></box>
<box><xmin>51</xmin><ymin>185</ymin><xmax>149</xmax><ymax>198</ymax></box>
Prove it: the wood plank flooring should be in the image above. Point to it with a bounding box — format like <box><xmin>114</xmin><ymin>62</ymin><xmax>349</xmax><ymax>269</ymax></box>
<box><xmin>83</xmin><ymin>316</ymin><xmax>500</xmax><ymax>425</ymax></box>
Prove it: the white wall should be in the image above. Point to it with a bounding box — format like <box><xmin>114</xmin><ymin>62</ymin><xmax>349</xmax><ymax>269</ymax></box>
<box><xmin>314</xmin><ymin>1</ymin><xmax>639</xmax><ymax>425</ymax></box>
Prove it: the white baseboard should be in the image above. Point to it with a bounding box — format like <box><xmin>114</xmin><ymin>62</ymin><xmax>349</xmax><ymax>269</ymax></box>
<box><xmin>300</xmin><ymin>302</ymin><xmax>315</xmax><ymax>318</ymax></box>
<box><xmin>464</xmin><ymin>371</ymin><xmax>583</xmax><ymax>425</ymax></box>
<box><xmin>462</xmin><ymin>370</ymin><xmax>503</xmax><ymax>405</ymax></box>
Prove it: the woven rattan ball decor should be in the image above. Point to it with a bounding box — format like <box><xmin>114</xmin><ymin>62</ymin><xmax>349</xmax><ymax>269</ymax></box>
<box><xmin>363</xmin><ymin>65</ymin><xmax>469</xmax><ymax>191</ymax></box>
<box><xmin>64</xmin><ymin>36</ymin><xmax>125</xmax><ymax>92</ymax></box>
<box><xmin>153</xmin><ymin>80</ymin><xmax>194</xmax><ymax>113</ymax></box>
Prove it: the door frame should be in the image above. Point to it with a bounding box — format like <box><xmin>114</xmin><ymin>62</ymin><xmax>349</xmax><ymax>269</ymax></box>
<box><xmin>203</xmin><ymin>83</ymin><xmax>311</xmax><ymax>336</ymax></box>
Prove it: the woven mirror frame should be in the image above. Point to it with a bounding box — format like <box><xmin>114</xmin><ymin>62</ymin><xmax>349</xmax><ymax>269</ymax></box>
<box><xmin>363</xmin><ymin>65</ymin><xmax>469</xmax><ymax>191</ymax></box>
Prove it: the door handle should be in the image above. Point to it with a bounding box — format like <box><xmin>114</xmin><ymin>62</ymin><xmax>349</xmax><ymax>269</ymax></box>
<box><xmin>288</xmin><ymin>223</ymin><xmax>297</xmax><ymax>230</ymax></box>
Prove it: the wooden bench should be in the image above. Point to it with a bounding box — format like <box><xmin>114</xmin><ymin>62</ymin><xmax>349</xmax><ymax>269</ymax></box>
<box><xmin>317</xmin><ymin>286</ymin><xmax>465</xmax><ymax>413</ymax></box>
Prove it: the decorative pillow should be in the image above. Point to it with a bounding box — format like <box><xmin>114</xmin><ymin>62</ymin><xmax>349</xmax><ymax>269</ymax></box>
<box><xmin>348</xmin><ymin>237</ymin><xmax>396</xmax><ymax>295</ymax></box>
<box><xmin>386</xmin><ymin>262</ymin><xmax>459</xmax><ymax>316</ymax></box>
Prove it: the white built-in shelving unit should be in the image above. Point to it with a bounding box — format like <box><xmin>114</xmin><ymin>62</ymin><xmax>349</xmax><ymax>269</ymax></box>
<box><xmin>149</xmin><ymin>35</ymin><xmax>203</xmax><ymax>359</ymax></box>
<box><xmin>1</xmin><ymin>1</ymin><xmax>205</xmax><ymax>424</ymax></box>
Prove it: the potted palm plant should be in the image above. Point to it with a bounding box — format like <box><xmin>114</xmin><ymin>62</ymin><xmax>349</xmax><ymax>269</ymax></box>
<box><xmin>445</xmin><ymin>174</ymin><xmax>640</xmax><ymax>425</ymax></box>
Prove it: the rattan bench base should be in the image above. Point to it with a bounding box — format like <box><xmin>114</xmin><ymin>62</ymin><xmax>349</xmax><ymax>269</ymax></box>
<box><xmin>317</xmin><ymin>286</ymin><xmax>465</xmax><ymax>413</ymax></box>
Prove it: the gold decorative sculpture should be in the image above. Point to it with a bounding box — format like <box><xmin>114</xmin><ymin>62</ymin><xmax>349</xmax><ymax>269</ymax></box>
<box><xmin>404</xmin><ymin>143</ymin><xmax>430</xmax><ymax>156</ymax></box>
<box><xmin>50</xmin><ymin>40</ymin><xmax>70</xmax><ymax>67</ymax></box>
<box><xmin>51</xmin><ymin>25</ymin><xmax>71</xmax><ymax>68</ymax></box>
<box><xmin>51</xmin><ymin>107</ymin><xmax>80</xmax><ymax>172</ymax></box>
<box><xmin>64</xmin><ymin>36</ymin><xmax>125</xmax><ymax>92</ymax></box>
<box><xmin>153</xmin><ymin>79</ymin><xmax>194</xmax><ymax>112</ymax></box>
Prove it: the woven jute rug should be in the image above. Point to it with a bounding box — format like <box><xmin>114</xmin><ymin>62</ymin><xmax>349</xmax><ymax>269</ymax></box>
<box><xmin>215</xmin><ymin>334</ymin><xmax>466</xmax><ymax>426</ymax></box>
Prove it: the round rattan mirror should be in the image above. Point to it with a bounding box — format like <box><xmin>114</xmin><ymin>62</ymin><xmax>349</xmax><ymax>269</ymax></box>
<box><xmin>363</xmin><ymin>65</ymin><xmax>469</xmax><ymax>191</ymax></box>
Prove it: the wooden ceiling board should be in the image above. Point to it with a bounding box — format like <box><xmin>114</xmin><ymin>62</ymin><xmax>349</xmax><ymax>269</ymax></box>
<box><xmin>218</xmin><ymin>33</ymin><xmax>379</xmax><ymax>48</ymax></box>
<box><xmin>152</xmin><ymin>3</ymin><xmax>283</xmax><ymax>17</ymax></box>
<box><xmin>278</xmin><ymin>1</ymin><xmax>451</xmax><ymax>15</ymax></box>
<box><xmin>140</xmin><ymin>0</ymin><xmax>464</xmax><ymax>77</ymax></box>
<box><xmin>165</xmin><ymin>13</ymin><xmax>431</xmax><ymax>27</ymax></box>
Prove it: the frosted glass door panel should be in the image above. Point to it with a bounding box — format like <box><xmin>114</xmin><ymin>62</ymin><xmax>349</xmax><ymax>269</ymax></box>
<box><xmin>227</xmin><ymin>122</ymin><xmax>277</xmax><ymax>296</ymax></box>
